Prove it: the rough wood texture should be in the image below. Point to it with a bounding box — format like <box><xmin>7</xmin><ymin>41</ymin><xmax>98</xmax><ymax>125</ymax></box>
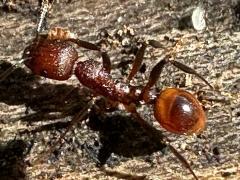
<box><xmin>0</xmin><ymin>0</ymin><xmax>239</xmax><ymax>179</ymax></box>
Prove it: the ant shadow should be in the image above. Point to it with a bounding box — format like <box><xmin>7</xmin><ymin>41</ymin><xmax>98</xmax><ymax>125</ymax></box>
<box><xmin>87</xmin><ymin>111</ymin><xmax>166</xmax><ymax>166</ymax></box>
<box><xmin>0</xmin><ymin>61</ymin><xmax>166</xmax><ymax>168</ymax></box>
<box><xmin>0</xmin><ymin>139</ymin><xmax>28</xmax><ymax>180</ymax></box>
<box><xmin>0</xmin><ymin>61</ymin><xmax>85</xmax><ymax>124</ymax></box>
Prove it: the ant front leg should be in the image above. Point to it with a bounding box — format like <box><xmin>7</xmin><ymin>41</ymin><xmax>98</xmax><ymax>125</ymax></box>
<box><xmin>67</xmin><ymin>38</ymin><xmax>111</xmax><ymax>74</ymax></box>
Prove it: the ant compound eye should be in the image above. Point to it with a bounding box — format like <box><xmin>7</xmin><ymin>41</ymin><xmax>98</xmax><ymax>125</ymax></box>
<box><xmin>154</xmin><ymin>88</ymin><xmax>205</xmax><ymax>135</ymax></box>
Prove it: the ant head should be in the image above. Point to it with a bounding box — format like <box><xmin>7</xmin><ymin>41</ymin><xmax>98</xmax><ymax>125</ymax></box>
<box><xmin>23</xmin><ymin>29</ymin><xmax>78</xmax><ymax>81</ymax></box>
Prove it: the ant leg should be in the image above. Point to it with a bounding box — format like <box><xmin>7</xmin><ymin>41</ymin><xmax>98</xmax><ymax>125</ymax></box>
<box><xmin>127</xmin><ymin>40</ymin><xmax>165</xmax><ymax>99</ymax></box>
<box><xmin>125</xmin><ymin>39</ymin><xmax>165</xmax><ymax>101</ymax></box>
<box><xmin>169</xmin><ymin>60</ymin><xmax>213</xmax><ymax>89</ymax></box>
<box><xmin>139</xmin><ymin>59</ymin><xmax>168</xmax><ymax>102</ymax></box>
<box><xmin>127</xmin><ymin>43</ymin><xmax>147</xmax><ymax>81</ymax></box>
<box><xmin>100</xmin><ymin>52</ymin><xmax>111</xmax><ymax>74</ymax></box>
<box><xmin>127</xmin><ymin>39</ymin><xmax>164</xmax><ymax>81</ymax></box>
<box><xmin>168</xmin><ymin>144</ymin><xmax>198</xmax><ymax>180</ymax></box>
<box><xmin>33</xmin><ymin>98</ymin><xmax>96</xmax><ymax>164</ymax></box>
<box><xmin>148</xmin><ymin>39</ymin><xmax>212</xmax><ymax>89</ymax></box>
<box><xmin>68</xmin><ymin>38</ymin><xmax>111</xmax><ymax>73</ymax></box>
<box><xmin>136</xmin><ymin>39</ymin><xmax>212</xmax><ymax>102</ymax></box>
<box><xmin>68</xmin><ymin>38</ymin><xmax>100</xmax><ymax>51</ymax></box>
<box><xmin>139</xmin><ymin>57</ymin><xmax>213</xmax><ymax>103</ymax></box>
<box><xmin>125</xmin><ymin>104</ymin><xmax>198</xmax><ymax>180</ymax></box>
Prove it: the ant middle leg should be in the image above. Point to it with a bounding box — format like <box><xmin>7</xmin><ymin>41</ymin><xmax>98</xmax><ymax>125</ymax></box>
<box><xmin>127</xmin><ymin>39</ymin><xmax>164</xmax><ymax>82</ymax></box>
<box><xmin>127</xmin><ymin>43</ymin><xmax>147</xmax><ymax>81</ymax></box>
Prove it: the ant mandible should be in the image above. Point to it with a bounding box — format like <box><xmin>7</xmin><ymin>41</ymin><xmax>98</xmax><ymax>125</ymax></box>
<box><xmin>22</xmin><ymin>27</ymin><xmax>212</xmax><ymax>180</ymax></box>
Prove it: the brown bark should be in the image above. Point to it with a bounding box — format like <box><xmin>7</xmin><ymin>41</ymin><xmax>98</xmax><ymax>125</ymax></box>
<box><xmin>0</xmin><ymin>0</ymin><xmax>239</xmax><ymax>179</ymax></box>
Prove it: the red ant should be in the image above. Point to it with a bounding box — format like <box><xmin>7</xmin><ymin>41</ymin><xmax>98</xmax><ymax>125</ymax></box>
<box><xmin>22</xmin><ymin>27</ymin><xmax>213</xmax><ymax>180</ymax></box>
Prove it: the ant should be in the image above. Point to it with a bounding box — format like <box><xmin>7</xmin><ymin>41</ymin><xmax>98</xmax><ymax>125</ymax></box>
<box><xmin>22</xmin><ymin>26</ymin><xmax>213</xmax><ymax>180</ymax></box>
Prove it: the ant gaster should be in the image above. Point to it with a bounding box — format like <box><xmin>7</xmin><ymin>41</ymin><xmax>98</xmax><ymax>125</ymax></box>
<box><xmin>23</xmin><ymin>27</ymin><xmax>212</xmax><ymax>180</ymax></box>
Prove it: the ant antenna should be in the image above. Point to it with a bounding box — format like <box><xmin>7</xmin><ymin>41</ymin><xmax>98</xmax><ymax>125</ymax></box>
<box><xmin>37</xmin><ymin>0</ymin><xmax>55</xmax><ymax>34</ymax></box>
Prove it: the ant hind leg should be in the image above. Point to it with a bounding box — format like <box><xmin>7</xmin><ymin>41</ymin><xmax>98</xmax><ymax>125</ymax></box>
<box><xmin>169</xmin><ymin>60</ymin><xmax>213</xmax><ymax>89</ymax></box>
<box><xmin>139</xmin><ymin>59</ymin><xmax>167</xmax><ymax>102</ymax></box>
<box><xmin>125</xmin><ymin>104</ymin><xmax>198</xmax><ymax>180</ymax></box>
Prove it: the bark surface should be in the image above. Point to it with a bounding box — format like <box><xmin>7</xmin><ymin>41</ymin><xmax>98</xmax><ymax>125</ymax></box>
<box><xmin>0</xmin><ymin>0</ymin><xmax>239</xmax><ymax>179</ymax></box>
